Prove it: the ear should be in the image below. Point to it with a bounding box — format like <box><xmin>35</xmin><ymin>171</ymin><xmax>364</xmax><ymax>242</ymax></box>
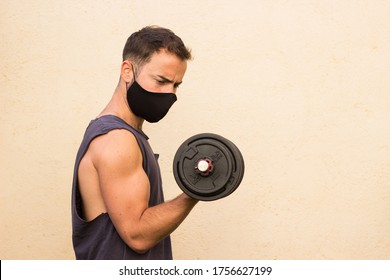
<box><xmin>120</xmin><ymin>60</ymin><xmax>134</xmax><ymax>83</ymax></box>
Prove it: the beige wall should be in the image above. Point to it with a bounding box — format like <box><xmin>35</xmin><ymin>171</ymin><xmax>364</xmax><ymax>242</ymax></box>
<box><xmin>1</xmin><ymin>0</ymin><xmax>389</xmax><ymax>260</ymax></box>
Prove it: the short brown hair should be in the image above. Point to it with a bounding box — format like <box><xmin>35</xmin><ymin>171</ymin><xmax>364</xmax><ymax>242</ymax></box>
<box><xmin>122</xmin><ymin>26</ymin><xmax>192</xmax><ymax>67</ymax></box>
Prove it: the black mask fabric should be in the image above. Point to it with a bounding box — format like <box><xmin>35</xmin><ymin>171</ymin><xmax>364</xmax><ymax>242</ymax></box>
<box><xmin>127</xmin><ymin>80</ymin><xmax>177</xmax><ymax>123</ymax></box>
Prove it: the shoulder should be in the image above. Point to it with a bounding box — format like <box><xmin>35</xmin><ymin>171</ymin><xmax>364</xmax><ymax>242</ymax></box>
<box><xmin>90</xmin><ymin>128</ymin><xmax>143</xmax><ymax>172</ymax></box>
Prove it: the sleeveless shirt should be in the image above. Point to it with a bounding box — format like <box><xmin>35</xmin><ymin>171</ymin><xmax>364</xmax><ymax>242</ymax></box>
<box><xmin>71</xmin><ymin>115</ymin><xmax>172</xmax><ymax>259</ymax></box>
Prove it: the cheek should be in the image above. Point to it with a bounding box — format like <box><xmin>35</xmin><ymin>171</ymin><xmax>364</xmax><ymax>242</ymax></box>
<box><xmin>136</xmin><ymin>76</ymin><xmax>157</xmax><ymax>92</ymax></box>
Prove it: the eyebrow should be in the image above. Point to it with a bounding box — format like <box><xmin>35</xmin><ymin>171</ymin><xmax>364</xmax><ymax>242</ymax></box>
<box><xmin>156</xmin><ymin>75</ymin><xmax>183</xmax><ymax>87</ymax></box>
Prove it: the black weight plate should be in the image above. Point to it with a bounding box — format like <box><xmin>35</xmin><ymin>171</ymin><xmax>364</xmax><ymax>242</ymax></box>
<box><xmin>177</xmin><ymin>138</ymin><xmax>233</xmax><ymax>196</ymax></box>
<box><xmin>218</xmin><ymin>137</ymin><xmax>245</xmax><ymax>197</ymax></box>
<box><xmin>173</xmin><ymin>133</ymin><xmax>245</xmax><ymax>201</ymax></box>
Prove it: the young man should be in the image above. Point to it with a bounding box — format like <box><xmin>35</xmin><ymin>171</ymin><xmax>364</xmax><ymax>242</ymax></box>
<box><xmin>71</xmin><ymin>26</ymin><xmax>198</xmax><ymax>259</ymax></box>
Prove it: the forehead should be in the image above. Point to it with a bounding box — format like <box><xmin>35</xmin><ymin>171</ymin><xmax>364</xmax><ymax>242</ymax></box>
<box><xmin>140</xmin><ymin>50</ymin><xmax>187</xmax><ymax>79</ymax></box>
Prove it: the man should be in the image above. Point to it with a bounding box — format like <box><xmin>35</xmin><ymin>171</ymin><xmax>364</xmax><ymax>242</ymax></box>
<box><xmin>71</xmin><ymin>26</ymin><xmax>198</xmax><ymax>259</ymax></box>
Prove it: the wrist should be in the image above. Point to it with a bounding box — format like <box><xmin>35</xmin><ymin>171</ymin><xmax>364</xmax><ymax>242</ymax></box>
<box><xmin>180</xmin><ymin>193</ymin><xmax>199</xmax><ymax>204</ymax></box>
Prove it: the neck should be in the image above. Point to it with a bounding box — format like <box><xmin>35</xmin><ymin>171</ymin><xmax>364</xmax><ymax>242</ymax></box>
<box><xmin>98</xmin><ymin>83</ymin><xmax>144</xmax><ymax>131</ymax></box>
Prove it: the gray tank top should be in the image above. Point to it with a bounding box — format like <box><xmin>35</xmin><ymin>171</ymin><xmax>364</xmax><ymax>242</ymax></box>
<box><xmin>71</xmin><ymin>115</ymin><xmax>172</xmax><ymax>259</ymax></box>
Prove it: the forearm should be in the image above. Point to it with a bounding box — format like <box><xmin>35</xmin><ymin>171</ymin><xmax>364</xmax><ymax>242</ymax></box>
<box><xmin>126</xmin><ymin>193</ymin><xmax>198</xmax><ymax>253</ymax></box>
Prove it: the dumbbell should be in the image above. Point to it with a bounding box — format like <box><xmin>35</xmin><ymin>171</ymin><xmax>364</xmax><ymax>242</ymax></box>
<box><xmin>173</xmin><ymin>133</ymin><xmax>245</xmax><ymax>201</ymax></box>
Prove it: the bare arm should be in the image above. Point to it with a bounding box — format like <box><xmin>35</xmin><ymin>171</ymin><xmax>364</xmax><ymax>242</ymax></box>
<box><xmin>92</xmin><ymin>129</ymin><xmax>198</xmax><ymax>253</ymax></box>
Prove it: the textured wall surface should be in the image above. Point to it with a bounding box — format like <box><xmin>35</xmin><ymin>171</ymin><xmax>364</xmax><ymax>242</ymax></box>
<box><xmin>1</xmin><ymin>0</ymin><xmax>390</xmax><ymax>259</ymax></box>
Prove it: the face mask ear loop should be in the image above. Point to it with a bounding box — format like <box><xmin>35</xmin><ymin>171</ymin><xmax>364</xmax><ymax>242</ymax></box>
<box><xmin>130</xmin><ymin>63</ymin><xmax>136</xmax><ymax>84</ymax></box>
<box><xmin>126</xmin><ymin>63</ymin><xmax>136</xmax><ymax>91</ymax></box>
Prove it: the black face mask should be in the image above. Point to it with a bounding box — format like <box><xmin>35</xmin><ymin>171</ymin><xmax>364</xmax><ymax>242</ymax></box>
<box><xmin>126</xmin><ymin>79</ymin><xmax>177</xmax><ymax>123</ymax></box>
